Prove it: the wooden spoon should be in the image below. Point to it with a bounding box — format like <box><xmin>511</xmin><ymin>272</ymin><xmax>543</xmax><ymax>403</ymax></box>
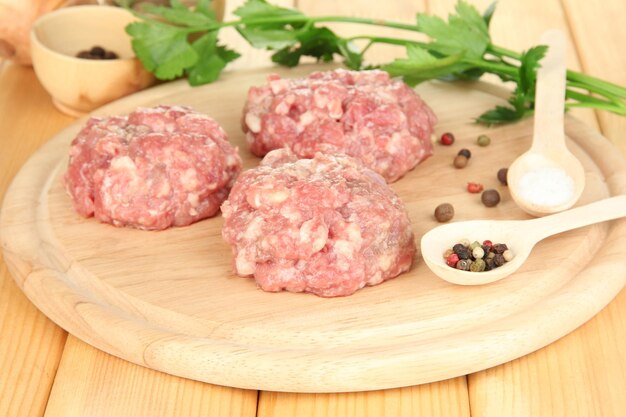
<box><xmin>507</xmin><ymin>29</ymin><xmax>585</xmax><ymax>216</ymax></box>
<box><xmin>420</xmin><ymin>195</ymin><xmax>626</xmax><ymax>286</ymax></box>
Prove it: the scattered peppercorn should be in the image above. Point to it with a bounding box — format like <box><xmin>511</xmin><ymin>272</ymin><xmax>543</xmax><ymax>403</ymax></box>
<box><xmin>76</xmin><ymin>45</ymin><xmax>119</xmax><ymax>60</ymax></box>
<box><xmin>446</xmin><ymin>253</ymin><xmax>460</xmax><ymax>267</ymax></box>
<box><xmin>434</xmin><ymin>203</ymin><xmax>455</xmax><ymax>223</ymax></box>
<box><xmin>497</xmin><ymin>168</ymin><xmax>508</xmax><ymax>186</ymax></box>
<box><xmin>453</xmin><ymin>154</ymin><xmax>468</xmax><ymax>169</ymax></box>
<box><xmin>477</xmin><ymin>134</ymin><xmax>491</xmax><ymax>147</ymax></box>
<box><xmin>467</xmin><ymin>182</ymin><xmax>484</xmax><ymax>193</ymax></box>
<box><xmin>440</xmin><ymin>132</ymin><xmax>455</xmax><ymax>145</ymax></box>
<box><xmin>481</xmin><ymin>189</ymin><xmax>501</xmax><ymax>207</ymax></box>
<box><xmin>442</xmin><ymin>239</ymin><xmax>514</xmax><ymax>272</ymax></box>
<box><xmin>458</xmin><ymin>148</ymin><xmax>471</xmax><ymax>159</ymax></box>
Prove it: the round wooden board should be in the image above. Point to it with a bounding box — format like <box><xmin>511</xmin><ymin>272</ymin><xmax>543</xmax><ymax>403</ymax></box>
<box><xmin>2</xmin><ymin>65</ymin><xmax>626</xmax><ymax>393</ymax></box>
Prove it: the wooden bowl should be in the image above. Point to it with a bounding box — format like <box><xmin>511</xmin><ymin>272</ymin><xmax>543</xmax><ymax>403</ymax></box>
<box><xmin>30</xmin><ymin>5</ymin><xmax>155</xmax><ymax>117</ymax></box>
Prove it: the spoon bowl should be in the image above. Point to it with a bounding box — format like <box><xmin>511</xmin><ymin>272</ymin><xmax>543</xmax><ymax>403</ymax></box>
<box><xmin>421</xmin><ymin>195</ymin><xmax>626</xmax><ymax>285</ymax></box>
<box><xmin>421</xmin><ymin>219</ymin><xmax>535</xmax><ymax>285</ymax></box>
<box><xmin>508</xmin><ymin>151</ymin><xmax>586</xmax><ymax>217</ymax></box>
<box><xmin>508</xmin><ymin>29</ymin><xmax>586</xmax><ymax>216</ymax></box>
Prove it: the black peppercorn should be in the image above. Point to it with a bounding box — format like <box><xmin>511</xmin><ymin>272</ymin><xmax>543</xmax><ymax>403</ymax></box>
<box><xmin>497</xmin><ymin>168</ymin><xmax>508</xmax><ymax>186</ymax></box>
<box><xmin>458</xmin><ymin>148</ymin><xmax>471</xmax><ymax>159</ymax></box>
<box><xmin>481</xmin><ymin>189</ymin><xmax>501</xmax><ymax>207</ymax></box>
<box><xmin>90</xmin><ymin>46</ymin><xmax>106</xmax><ymax>57</ymax></box>
<box><xmin>485</xmin><ymin>258</ymin><xmax>495</xmax><ymax>271</ymax></box>
<box><xmin>492</xmin><ymin>243</ymin><xmax>508</xmax><ymax>254</ymax></box>
<box><xmin>434</xmin><ymin>203</ymin><xmax>454</xmax><ymax>223</ymax></box>
<box><xmin>453</xmin><ymin>244</ymin><xmax>471</xmax><ymax>260</ymax></box>
<box><xmin>493</xmin><ymin>253</ymin><xmax>505</xmax><ymax>267</ymax></box>
<box><xmin>481</xmin><ymin>244</ymin><xmax>490</xmax><ymax>256</ymax></box>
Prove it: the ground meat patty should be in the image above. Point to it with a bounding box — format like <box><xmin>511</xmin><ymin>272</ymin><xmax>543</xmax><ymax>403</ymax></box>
<box><xmin>242</xmin><ymin>69</ymin><xmax>437</xmax><ymax>183</ymax></box>
<box><xmin>221</xmin><ymin>149</ymin><xmax>416</xmax><ymax>297</ymax></box>
<box><xmin>65</xmin><ymin>105</ymin><xmax>241</xmax><ymax>230</ymax></box>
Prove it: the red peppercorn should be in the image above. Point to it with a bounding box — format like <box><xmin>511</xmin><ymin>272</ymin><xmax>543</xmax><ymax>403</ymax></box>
<box><xmin>467</xmin><ymin>182</ymin><xmax>484</xmax><ymax>193</ymax></box>
<box><xmin>446</xmin><ymin>253</ymin><xmax>460</xmax><ymax>267</ymax></box>
<box><xmin>440</xmin><ymin>132</ymin><xmax>455</xmax><ymax>146</ymax></box>
<box><xmin>482</xmin><ymin>240</ymin><xmax>493</xmax><ymax>248</ymax></box>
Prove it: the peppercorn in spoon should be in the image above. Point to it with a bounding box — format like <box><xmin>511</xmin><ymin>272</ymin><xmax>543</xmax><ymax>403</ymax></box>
<box><xmin>507</xmin><ymin>29</ymin><xmax>586</xmax><ymax>216</ymax></box>
<box><xmin>420</xmin><ymin>195</ymin><xmax>626</xmax><ymax>285</ymax></box>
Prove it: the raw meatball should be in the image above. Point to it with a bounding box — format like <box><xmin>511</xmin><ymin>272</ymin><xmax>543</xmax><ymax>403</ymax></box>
<box><xmin>242</xmin><ymin>69</ymin><xmax>437</xmax><ymax>182</ymax></box>
<box><xmin>65</xmin><ymin>105</ymin><xmax>241</xmax><ymax>230</ymax></box>
<box><xmin>221</xmin><ymin>149</ymin><xmax>416</xmax><ymax>297</ymax></box>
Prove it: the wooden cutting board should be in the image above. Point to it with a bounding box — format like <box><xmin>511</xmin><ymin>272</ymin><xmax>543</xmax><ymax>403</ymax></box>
<box><xmin>2</xmin><ymin>65</ymin><xmax>626</xmax><ymax>393</ymax></box>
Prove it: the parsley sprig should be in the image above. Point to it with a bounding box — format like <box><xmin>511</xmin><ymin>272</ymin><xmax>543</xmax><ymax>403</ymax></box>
<box><xmin>125</xmin><ymin>0</ymin><xmax>626</xmax><ymax>125</ymax></box>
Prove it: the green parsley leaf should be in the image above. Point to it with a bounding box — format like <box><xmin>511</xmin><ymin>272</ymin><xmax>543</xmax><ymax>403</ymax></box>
<box><xmin>271</xmin><ymin>27</ymin><xmax>344</xmax><ymax>67</ymax></box>
<box><xmin>126</xmin><ymin>21</ymin><xmax>198</xmax><ymax>80</ymax></box>
<box><xmin>196</xmin><ymin>0</ymin><xmax>217</xmax><ymax>20</ymax></box>
<box><xmin>476</xmin><ymin>105</ymin><xmax>523</xmax><ymax>125</ymax></box>
<box><xmin>236</xmin><ymin>27</ymin><xmax>299</xmax><ymax>49</ymax></box>
<box><xmin>519</xmin><ymin>45</ymin><xmax>547</xmax><ymax>96</ymax></box>
<box><xmin>139</xmin><ymin>3</ymin><xmax>214</xmax><ymax>27</ymax></box>
<box><xmin>416</xmin><ymin>1</ymin><xmax>490</xmax><ymax>59</ymax></box>
<box><xmin>234</xmin><ymin>0</ymin><xmax>303</xmax><ymax>21</ymax></box>
<box><xmin>186</xmin><ymin>32</ymin><xmax>240</xmax><ymax>86</ymax></box>
<box><xmin>382</xmin><ymin>45</ymin><xmax>465</xmax><ymax>86</ymax></box>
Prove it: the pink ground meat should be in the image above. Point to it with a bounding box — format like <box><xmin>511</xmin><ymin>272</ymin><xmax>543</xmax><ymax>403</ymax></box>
<box><xmin>242</xmin><ymin>69</ymin><xmax>437</xmax><ymax>183</ymax></box>
<box><xmin>221</xmin><ymin>149</ymin><xmax>416</xmax><ymax>297</ymax></box>
<box><xmin>64</xmin><ymin>106</ymin><xmax>241</xmax><ymax>230</ymax></box>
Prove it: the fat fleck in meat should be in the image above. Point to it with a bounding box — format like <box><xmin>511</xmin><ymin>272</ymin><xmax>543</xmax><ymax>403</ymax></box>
<box><xmin>242</xmin><ymin>69</ymin><xmax>437</xmax><ymax>182</ymax></box>
<box><xmin>65</xmin><ymin>105</ymin><xmax>241</xmax><ymax>230</ymax></box>
<box><xmin>221</xmin><ymin>149</ymin><xmax>416</xmax><ymax>297</ymax></box>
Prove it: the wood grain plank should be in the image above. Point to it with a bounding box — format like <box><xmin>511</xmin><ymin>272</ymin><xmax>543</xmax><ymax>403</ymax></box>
<box><xmin>427</xmin><ymin>0</ymin><xmax>599</xmax><ymax>129</ymax></box>
<box><xmin>0</xmin><ymin>63</ymin><xmax>71</xmax><ymax>417</ymax></box>
<box><xmin>258</xmin><ymin>379</ymin><xmax>470</xmax><ymax>417</ymax></box>
<box><xmin>561</xmin><ymin>0</ymin><xmax>626</xmax><ymax>149</ymax></box>
<box><xmin>255</xmin><ymin>0</ymin><xmax>469</xmax><ymax>413</ymax></box>
<box><xmin>43</xmin><ymin>336</ymin><xmax>258</xmax><ymax>417</ymax></box>
<box><xmin>428</xmin><ymin>1</ymin><xmax>626</xmax><ymax>416</ymax></box>
<box><xmin>468</xmin><ymin>286</ymin><xmax>626</xmax><ymax>416</ymax></box>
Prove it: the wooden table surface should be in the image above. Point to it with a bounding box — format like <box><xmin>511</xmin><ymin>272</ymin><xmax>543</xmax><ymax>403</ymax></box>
<box><xmin>1</xmin><ymin>0</ymin><xmax>625</xmax><ymax>416</ymax></box>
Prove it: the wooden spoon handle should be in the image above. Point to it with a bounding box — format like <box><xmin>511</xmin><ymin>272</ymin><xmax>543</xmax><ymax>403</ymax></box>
<box><xmin>529</xmin><ymin>195</ymin><xmax>626</xmax><ymax>240</ymax></box>
<box><xmin>531</xmin><ymin>29</ymin><xmax>567</xmax><ymax>154</ymax></box>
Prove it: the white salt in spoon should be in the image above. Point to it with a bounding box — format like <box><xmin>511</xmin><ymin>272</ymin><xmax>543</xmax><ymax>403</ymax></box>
<box><xmin>507</xmin><ymin>29</ymin><xmax>585</xmax><ymax>216</ymax></box>
<box><xmin>421</xmin><ymin>195</ymin><xmax>626</xmax><ymax>285</ymax></box>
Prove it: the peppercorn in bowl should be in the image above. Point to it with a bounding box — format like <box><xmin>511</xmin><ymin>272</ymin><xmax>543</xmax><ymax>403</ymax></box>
<box><xmin>30</xmin><ymin>5</ymin><xmax>155</xmax><ymax>116</ymax></box>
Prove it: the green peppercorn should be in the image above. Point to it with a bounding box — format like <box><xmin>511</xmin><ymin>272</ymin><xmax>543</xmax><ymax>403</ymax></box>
<box><xmin>481</xmin><ymin>189</ymin><xmax>501</xmax><ymax>207</ymax></box>
<box><xmin>469</xmin><ymin>241</ymin><xmax>481</xmax><ymax>251</ymax></box>
<box><xmin>497</xmin><ymin>168</ymin><xmax>508</xmax><ymax>186</ymax></box>
<box><xmin>487</xmin><ymin>251</ymin><xmax>496</xmax><ymax>260</ymax></box>
<box><xmin>470</xmin><ymin>259</ymin><xmax>486</xmax><ymax>272</ymax></box>
<box><xmin>443</xmin><ymin>248</ymin><xmax>454</xmax><ymax>259</ymax></box>
<box><xmin>456</xmin><ymin>259</ymin><xmax>472</xmax><ymax>270</ymax></box>
<box><xmin>434</xmin><ymin>203</ymin><xmax>455</xmax><ymax>223</ymax></box>
<box><xmin>477</xmin><ymin>134</ymin><xmax>491</xmax><ymax>147</ymax></box>
<box><xmin>458</xmin><ymin>148</ymin><xmax>471</xmax><ymax>159</ymax></box>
